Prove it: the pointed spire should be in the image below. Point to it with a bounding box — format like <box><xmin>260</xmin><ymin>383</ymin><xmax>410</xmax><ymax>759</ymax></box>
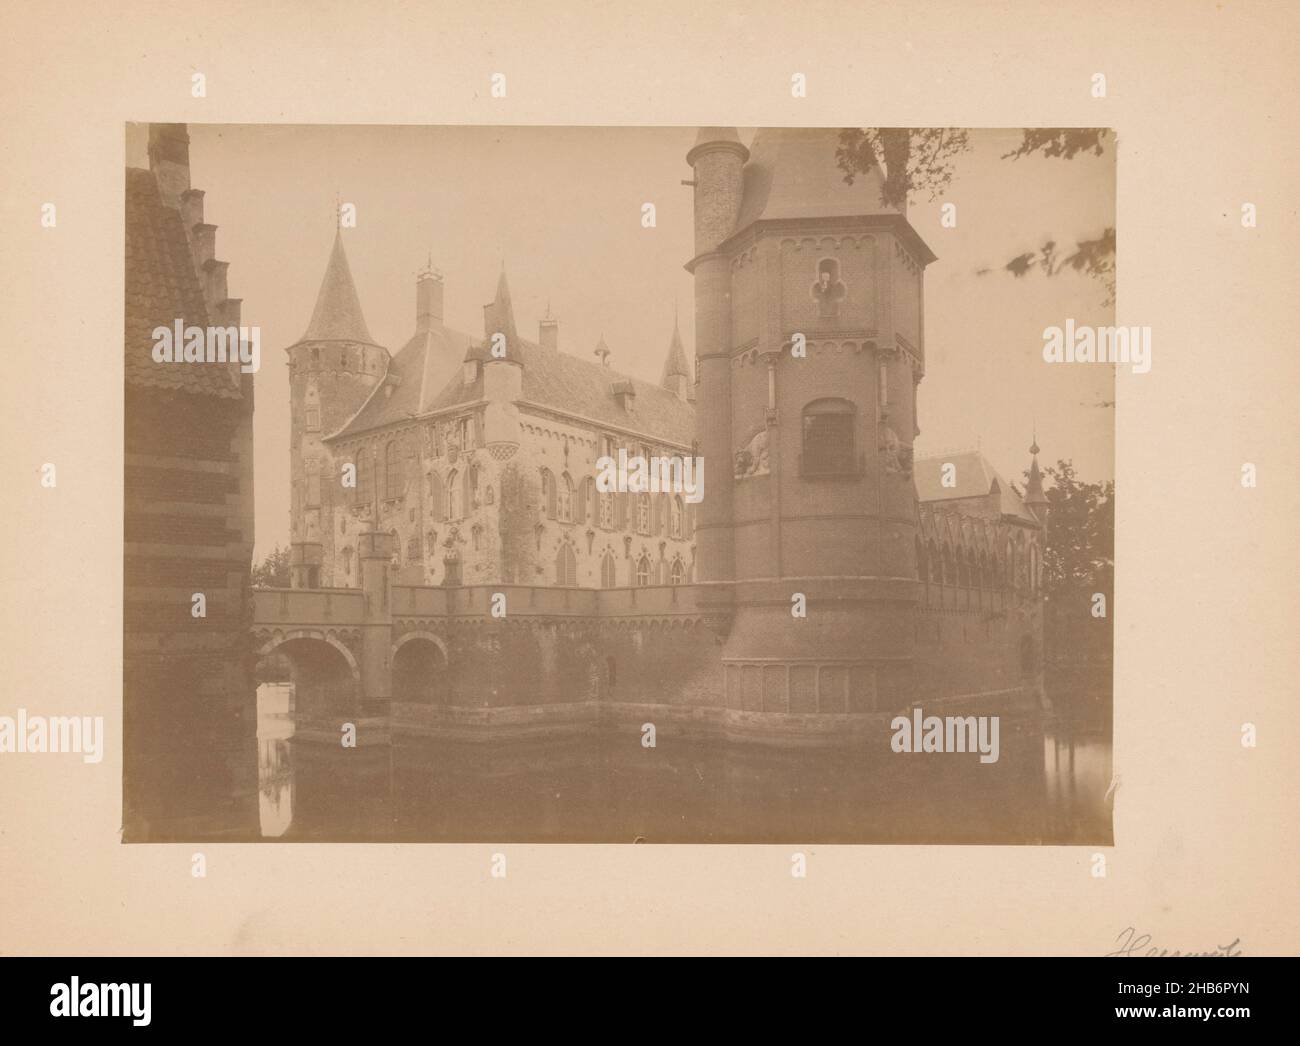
<box><xmin>660</xmin><ymin>312</ymin><xmax>690</xmax><ymax>386</ymax></box>
<box><xmin>482</xmin><ymin>265</ymin><xmax>518</xmax><ymax>344</ymax></box>
<box><xmin>298</xmin><ymin>230</ymin><xmax>377</xmax><ymax>345</ymax></box>
<box><xmin>1024</xmin><ymin>431</ymin><xmax>1048</xmax><ymax>523</ymax></box>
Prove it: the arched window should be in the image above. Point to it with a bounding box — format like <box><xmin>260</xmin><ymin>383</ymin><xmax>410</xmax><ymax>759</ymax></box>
<box><xmin>555</xmin><ymin>543</ymin><xmax>578</xmax><ymax>587</ymax></box>
<box><xmin>407</xmin><ymin>535</ymin><xmax>421</xmax><ymax>563</ymax></box>
<box><xmin>447</xmin><ymin>469</ymin><xmax>462</xmax><ymax>519</ymax></box>
<box><xmin>558</xmin><ymin>473</ymin><xmax>573</xmax><ymax>522</ymax></box>
<box><xmin>670</xmin><ymin>557</ymin><xmax>685</xmax><ymax>585</ymax></box>
<box><xmin>584</xmin><ymin>477</ymin><xmax>597</xmax><ymax>525</ymax></box>
<box><xmin>635</xmin><ymin>554</ymin><xmax>651</xmax><ymax>586</ymax></box>
<box><xmin>599</xmin><ymin>491</ymin><xmax>613</xmax><ymax>529</ymax></box>
<box><xmin>670</xmin><ymin>496</ymin><xmax>683</xmax><ymax>539</ymax></box>
<box><xmin>384</xmin><ymin>441</ymin><xmax>401</xmax><ymax>500</ymax></box>
<box><xmin>801</xmin><ymin>398</ymin><xmax>857</xmax><ymax>475</ymax></box>
<box><xmin>600</xmin><ymin>551</ymin><xmax>617</xmax><ymax>588</ymax></box>
<box><xmin>428</xmin><ymin>472</ymin><xmax>444</xmax><ymax>521</ymax></box>
<box><xmin>636</xmin><ymin>493</ymin><xmax>651</xmax><ymax>535</ymax></box>
<box><xmin>342</xmin><ymin>546</ymin><xmax>353</xmax><ymax>577</ymax></box>
<box><xmin>472</xmin><ymin>525</ymin><xmax>483</xmax><ymax>551</ymax></box>
<box><xmin>540</xmin><ymin>468</ymin><xmax>556</xmax><ymax>519</ymax></box>
<box><xmin>355</xmin><ymin>450</ymin><xmax>372</xmax><ymax>506</ymax></box>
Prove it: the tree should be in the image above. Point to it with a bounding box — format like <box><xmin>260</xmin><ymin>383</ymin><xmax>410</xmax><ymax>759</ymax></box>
<box><xmin>1024</xmin><ymin>459</ymin><xmax>1114</xmax><ymax>711</ymax></box>
<box><xmin>252</xmin><ymin>544</ymin><xmax>291</xmax><ymax>588</ymax></box>
<box><xmin>1035</xmin><ymin>459</ymin><xmax>1113</xmax><ymax>597</ymax></box>
<box><xmin>836</xmin><ymin>128</ymin><xmax>1115</xmax><ymax>304</ymax></box>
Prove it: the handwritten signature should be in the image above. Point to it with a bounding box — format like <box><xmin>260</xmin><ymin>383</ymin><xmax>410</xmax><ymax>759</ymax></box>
<box><xmin>1105</xmin><ymin>927</ymin><xmax>1243</xmax><ymax>957</ymax></box>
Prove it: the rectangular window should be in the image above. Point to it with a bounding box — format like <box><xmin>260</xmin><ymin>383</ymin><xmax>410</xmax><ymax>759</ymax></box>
<box><xmin>802</xmin><ymin>410</ymin><xmax>857</xmax><ymax>475</ymax></box>
<box><xmin>306</xmin><ymin>472</ymin><xmax>321</xmax><ymax>508</ymax></box>
<box><xmin>305</xmin><ymin>406</ymin><xmax>320</xmax><ymax>432</ymax></box>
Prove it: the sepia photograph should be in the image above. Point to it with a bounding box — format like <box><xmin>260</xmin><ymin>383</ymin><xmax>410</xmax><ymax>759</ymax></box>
<box><xmin>3</xmin><ymin>0</ymin><xmax>1295</xmax><ymax>979</ymax></box>
<box><xmin>123</xmin><ymin>122</ymin><xmax>1115</xmax><ymax>845</ymax></box>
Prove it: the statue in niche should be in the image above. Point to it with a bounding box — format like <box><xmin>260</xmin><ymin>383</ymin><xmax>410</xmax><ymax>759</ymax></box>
<box><xmin>878</xmin><ymin>424</ymin><xmax>913</xmax><ymax>479</ymax></box>
<box><xmin>810</xmin><ymin>257</ymin><xmax>847</xmax><ymax>320</ymax></box>
<box><xmin>734</xmin><ymin>428</ymin><xmax>770</xmax><ymax>479</ymax></box>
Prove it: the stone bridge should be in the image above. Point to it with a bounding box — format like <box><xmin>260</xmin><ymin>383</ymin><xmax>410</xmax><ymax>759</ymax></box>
<box><xmin>249</xmin><ymin>538</ymin><xmax>721</xmax><ymax>744</ymax></box>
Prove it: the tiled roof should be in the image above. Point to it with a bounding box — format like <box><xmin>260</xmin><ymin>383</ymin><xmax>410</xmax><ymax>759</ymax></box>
<box><xmin>914</xmin><ymin>451</ymin><xmax>1037</xmax><ymax>523</ymax></box>
<box><xmin>124</xmin><ymin>167</ymin><xmax>241</xmax><ymax>399</ymax></box>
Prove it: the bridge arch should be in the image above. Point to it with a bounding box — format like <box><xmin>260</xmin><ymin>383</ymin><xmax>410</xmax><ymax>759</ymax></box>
<box><xmin>256</xmin><ymin>629</ymin><xmax>362</xmax><ymax>683</ymax></box>
<box><xmin>391</xmin><ymin>631</ymin><xmax>448</xmax><ymax>704</ymax></box>
<box><xmin>255</xmin><ymin>630</ymin><xmax>362</xmax><ymax>716</ymax></box>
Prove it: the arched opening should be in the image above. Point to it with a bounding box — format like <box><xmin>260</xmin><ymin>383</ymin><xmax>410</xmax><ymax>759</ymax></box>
<box><xmin>384</xmin><ymin>441</ymin><xmax>401</xmax><ymax>500</ymax></box>
<box><xmin>555</xmin><ymin>542</ymin><xmax>578</xmax><ymax>586</ymax></box>
<box><xmin>600</xmin><ymin>551</ymin><xmax>617</xmax><ymax>588</ymax></box>
<box><xmin>392</xmin><ymin>635</ymin><xmax>447</xmax><ymax>704</ymax></box>
<box><xmin>540</xmin><ymin>468</ymin><xmax>556</xmax><ymax>519</ymax></box>
<box><xmin>257</xmin><ymin>635</ymin><xmax>360</xmax><ymax>719</ymax></box>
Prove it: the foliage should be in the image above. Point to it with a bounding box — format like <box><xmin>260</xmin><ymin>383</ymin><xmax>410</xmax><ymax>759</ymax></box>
<box><xmin>836</xmin><ymin>127</ymin><xmax>1115</xmax><ymax>304</ymax></box>
<box><xmin>252</xmin><ymin>544</ymin><xmax>291</xmax><ymax>588</ymax></box>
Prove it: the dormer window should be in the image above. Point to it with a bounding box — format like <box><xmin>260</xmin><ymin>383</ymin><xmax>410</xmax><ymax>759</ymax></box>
<box><xmin>611</xmin><ymin>380</ymin><xmax>636</xmax><ymax>411</ymax></box>
<box><xmin>463</xmin><ymin>360</ymin><xmax>479</xmax><ymax>385</ymax></box>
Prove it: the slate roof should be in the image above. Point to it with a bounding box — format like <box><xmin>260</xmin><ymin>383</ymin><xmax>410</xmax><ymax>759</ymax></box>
<box><xmin>330</xmin><ymin>270</ymin><xmax>696</xmax><ymax>448</ymax></box>
<box><xmin>659</xmin><ymin>317</ymin><xmax>690</xmax><ymax>385</ymax></box>
<box><xmin>733</xmin><ymin>128</ymin><xmax>898</xmax><ymax>232</ymax></box>
<box><xmin>124</xmin><ymin>167</ymin><xmax>241</xmax><ymax>399</ymax></box>
<box><xmin>913</xmin><ymin>451</ymin><xmax>1037</xmax><ymax>523</ymax></box>
<box><xmin>333</xmin><ymin>330</ymin><xmax>695</xmax><ymax>448</ymax></box>
<box><xmin>329</xmin><ymin>323</ymin><xmax>478</xmax><ymax>439</ymax></box>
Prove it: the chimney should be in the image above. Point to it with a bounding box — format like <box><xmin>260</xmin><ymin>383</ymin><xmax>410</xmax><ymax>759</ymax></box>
<box><xmin>147</xmin><ymin>123</ymin><xmax>191</xmax><ymax>210</ymax></box>
<box><xmin>539</xmin><ymin>305</ymin><xmax>558</xmax><ymax>352</ymax></box>
<box><xmin>416</xmin><ymin>262</ymin><xmax>444</xmax><ymax>332</ymax></box>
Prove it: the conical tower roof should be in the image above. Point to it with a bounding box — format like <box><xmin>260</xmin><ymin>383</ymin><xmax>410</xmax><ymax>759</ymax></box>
<box><xmin>483</xmin><ymin>266</ymin><xmax>518</xmax><ymax>339</ymax></box>
<box><xmin>297</xmin><ymin>230</ymin><xmax>377</xmax><ymax>345</ymax></box>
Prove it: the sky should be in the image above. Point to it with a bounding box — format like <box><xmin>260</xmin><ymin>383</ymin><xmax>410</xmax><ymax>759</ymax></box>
<box><xmin>126</xmin><ymin>124</ymin><xmax>1115</xmax><ymax>562</ymax></box>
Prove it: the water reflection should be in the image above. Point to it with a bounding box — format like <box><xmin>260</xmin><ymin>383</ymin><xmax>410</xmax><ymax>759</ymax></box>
<box><xmin>254</xmin><ymin>685</ymin><xmax>1112</xmax><ymax>845</ymax></box>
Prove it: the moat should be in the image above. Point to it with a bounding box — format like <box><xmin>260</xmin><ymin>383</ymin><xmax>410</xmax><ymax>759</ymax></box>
<box><xmin>246</xmin><ymin>684</ymin><xmax>1112</xmax><ymax>845</ymax></box>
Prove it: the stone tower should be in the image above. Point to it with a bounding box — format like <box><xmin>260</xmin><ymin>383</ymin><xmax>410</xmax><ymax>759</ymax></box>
<box><xmin>286</xmin><ymin>230</ymin><xmax>388</xmax><ymax>587</ymax></box>
<box><xmin>686</xmin><ymin>127</ymin><xmax>937</xmax><ymax>723</ymax></box>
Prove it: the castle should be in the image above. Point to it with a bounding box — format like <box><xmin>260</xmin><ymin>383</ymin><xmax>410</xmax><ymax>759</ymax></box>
<box><xmin>271</xmin><ymin>126</ymin><xmax>1050</xmax><ymax>740</ymax></box>
<box><xmin>285</xmin><ymin>242</ymin><xmax>699</xmax><ymax>595</ymax></box>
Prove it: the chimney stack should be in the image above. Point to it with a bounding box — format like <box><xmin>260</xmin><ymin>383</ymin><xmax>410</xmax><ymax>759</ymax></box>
<box><xmin>147</xmin><ymin>123</ymin><xmax>191</xmax><ymax>210</ymax></box>
<box><xmin>416</xmin><ymin>261</ymin><xmax>444</xmax><ymax>332</ymax></box>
